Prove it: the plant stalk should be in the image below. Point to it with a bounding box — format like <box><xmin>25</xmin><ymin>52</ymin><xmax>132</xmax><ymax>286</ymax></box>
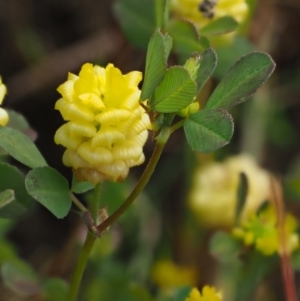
<box><xmin>66</xmin><ymin>183</ymin><xmax>102</xmax><ymax>301</ymax></box>
<box><xmin>65</xmin><ymin>232</ymin><xmax>96</xmax><ymax>301</ymax></box>
<box><xmin>97</xmin><ymin>128</ymin><xmax>170</xmax><ymax>233</ymax></box>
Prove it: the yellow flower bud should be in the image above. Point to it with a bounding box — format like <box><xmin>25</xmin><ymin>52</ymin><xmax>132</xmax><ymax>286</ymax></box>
<box><xmin>0</xmin><ymin>78</ymin><xmax>9</xmax><ymax>126</ymax></box>
<box><xmin>54</xmin><ymin>63</ymin><xmax>151</xmax><ymax>184</ymax></box>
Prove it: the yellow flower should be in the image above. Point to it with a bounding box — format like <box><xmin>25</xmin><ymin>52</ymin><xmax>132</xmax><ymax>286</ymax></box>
<box><xmin>0</xmin><ymin>78</ymin><xmax>9</xmax><ymax>127</ymax></box>
<box><xmin>232</xmin><ymin>205</ymin><xmax>299</xmax><ymax>255</ymax></box>
<box><xmin>185</xmin><ymin>286</ymin><xmax>222</xmax><ymax>301</ymax></box>
<box><xmin>54</xmin><ymin>63</ymin><xmax>151</xmax><ymax>184</ymax></box>
<box><xmin>171</xmin><ymin>0</ymin><xmax>248</xmax><ymax>29</ymax></box>
<box><xmin>151</xmin><ymin>260</ymin><xmax>198</xmax><ymax>290</ymax></box>
<box><xmin>189</xmin><ymin>154</ymin><xmax>271</xmax><ymax>227</ymax></box>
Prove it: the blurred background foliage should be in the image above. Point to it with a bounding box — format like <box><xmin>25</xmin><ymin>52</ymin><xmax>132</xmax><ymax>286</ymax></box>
<box><xmin>1</xmin><ymin>0</ymin><xmax>300</xmax><ymax>300</ymax></box>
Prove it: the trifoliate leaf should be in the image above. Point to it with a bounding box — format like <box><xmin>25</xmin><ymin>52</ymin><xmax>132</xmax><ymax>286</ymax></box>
<box><xmin>25</xmin><ymin>167</ymin><xmax>72</xmax><ymax>219</ymax></box>
<box><xmin>184</xmin><ymin>109</ymin><xmax>233</xmax><ymax>152</ymax></box>
<box><xmin>149</xmin><ymin>66</ymin><xmax>196</xmax><ymax>113</ymax></box>
<box><xmin>206</xmin><ymin>52</ymin><xmax>275</xmax><ymax>109</ymax></box>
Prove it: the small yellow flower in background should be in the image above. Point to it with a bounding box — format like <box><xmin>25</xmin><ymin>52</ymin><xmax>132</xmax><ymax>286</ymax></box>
<box><xmin>0</xmin><ymin>78</ymin><xmax>9</xmax><ymax>127</ymax></box>
<box><xmin>185</xmin><ymin>286</ymin><xmax>222</xmax><ymax>301</ymax></box>
<box><xmin>233</xmin><ymin>205</ymin><xmax>299</xmax><ymax>256</ymax></box>
<box><xmin>171</xmin><ymin>0</ymin><xmax>248</xmax><ymax>29</ymax></box>
<box><xmin>151</xmin><ymin>260</ymin><xmax>198</xmax><ymax>290</ymax></box>
<box><xmin>189</xmin><ymin>154</ymin><xmax>271</xmax><ymax>227</ymax></box>
<box><xmin>54</xmin><ymin>63</ymin><xmax>151</xmax><ymax>185</ymax></box>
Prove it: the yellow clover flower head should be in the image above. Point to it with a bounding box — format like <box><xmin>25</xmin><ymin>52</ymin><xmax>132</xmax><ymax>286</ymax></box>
<box><xmin>189</xmin><ymin>154</ymin><xmax>271</xmax><ymax>227</ymax></box>
<box><xmin>54</xmin><ymin>63</ymin><xmax>151</xmax><ymax>185</ymax></box>
<box><xmin>151</xmin><ymin>260</ymin><xmax>198</xmax><ymax>290</ymax></box>
<box><xmin>232</xmin><ymin>205</ymin><xmax>299</xmax><ymax>255</ymax></box>
<box><xmin>171</xmin><ymin>0</ymin><xmax>248</xmax><ymax>28</ymax></box>
<box><xmin>185</xmin><ymin>286</ymin><xmax>222</xmax><ymax>301</ymax></box>
<box><xmin>0</xmin><ymin>77</ymin><xmax>9</xmax><ymax>127</ymax></box>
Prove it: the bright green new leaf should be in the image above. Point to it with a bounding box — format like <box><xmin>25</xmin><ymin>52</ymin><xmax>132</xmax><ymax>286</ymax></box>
<box><xmin>206</xmin><ymin>52</ymin><xmax>275</xmax><ymax>109</ymax></box>
<box><xmin>149</xmin><ymin>66</ymin><xmax>196</xmax><ymax>113</ymax></box>
<box><xmin>167</xmin><ymin>20</ymin><xmax>203</xmax><ymax>62</ymax></box>
<box><xmin>25</xmin><ymin>167</ymin><xmax>72</xmax><ymax>219</ymax></box>
<box><xmin>140</xmin><ymin>29</ymin><xmax>167</xmax><ymax>101</ymax></box>
<box><xmin>0</xmin><ymin>190</ymin><xmax>26</xmax><ymax>219</ymax></box>
<box><xmin>113</xmin><ymin>0</ymin><xmax>155</xmax><ymax>49</ymax></box>
<box><xmin>184</xmin><ymin>109</ymin><xmax>233</xmax><ymax>152</ymax></box>
<box><xmin>184</xmin><ymin>52</ymin><xmax>201</xmax><ymax>82</ymax></box>
<box><xmin>0</xmin><ymin>127</ymin><xmax>47</xmax><ymax>168</ymax></box>
<box><xmin>200</xmin><ymin>16</ymin><xmax>239</xmax><ymax>36</ymax></box>
<box><xmin>0</xmin><ymin>163</ymin><xmax>34</xmax><ymax>207</ymax></box>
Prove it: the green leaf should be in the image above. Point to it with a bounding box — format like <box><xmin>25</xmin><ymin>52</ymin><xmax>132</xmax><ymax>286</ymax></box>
<box><xmin>0</xmin><ymin>162</ymin><xmax>34</xmax><ymax>207</ymax></box>
<box><xmin>233</xmin><ymin>252</ymin><xmax>277</xmax><ymax>301</ymax></box>
<box><xmin>206</xmin><ymin>52</ymin><xmax>275</xmax><ymax>109</ymax></box>
<box><xmin>0</xmin><ymin>190</ymin><xmax>26</xmax><ymax>219</ymax></box>
<box><xmin>183</xmin><ymin>52</ymin><xmax>201</xmax><ymax>82</ymax></box>
<box><xmin>210</xmin><ymin>231</ymin><xmax>242</xmax><ymax>263</ymax></box>
<box><xmin>200</xmin><ymin>16</ymin><xmax>239</xmax><ymax>36</ymax></box>
<box><xmin>292</xmin><ymin>250</ymin><xmax>300</xmax><ymax>271</ymax></box>
<box><xmin>7</xmin><ymin>109</ymin><xmax>31</xmax><ymax>132</ymax></box>
<box><xmin>25</xmin><ymin>167</ymin><xmax>72</xmax><ymax>219</ymax></box>
<box><xmin>149</xmin><ymin>66</ymin><xmax>197</xmax><ymax>113</ymax></box>
<box><xmin>167</xmin><ymin>20</ymin><xmax>203</xmax><ymax>63</ymax></box>
<box><xmin>140</xmin><ymin>29</ymin><xmax>167</xmax><ymax>101</ymax></box>
<box><xmin>234</xmin><ymin>172</ymin><xmax>249</xmax><ymax>225</ymax></box>
<box><xmin>1</xmin><ymin>262</ymin><xmax>40</xmax><ymax>296</ymax></box>
<box><xmin>0</xmin><ymin>127</ymin><xmax>47</xmax><ymax>168</ymax></box>
<box><xmin>214</xmin><ymin>36</ymin><xmax>255</xmax><ymax>79</ymax></box>
<box><xmin>42</xmin><ymin>278</ymin><xmax>68</xmax><ymax>301</ymax></box>
<box><xmin>71</xmin><ymin>175</ymin><xmax>94</xmax><ymax>194</ymax></box>
<box><xmin>113</xmin><ymin>0</ymin><xmax>155</xmax><ymax>49</ymax></box>
<box><xmin>195</xmin><ymin>48</ymin><xmax>217</xmax><ymax>94</ymax></box>
<box><xmin>184</xmin><ymin>109</ymin><xmax>234</xmax><ymax>152</ymax></box>
<box><xmin>164</xmin><ymin>33</ymin><xmax>173</xmax><ymax>61</ymax></box>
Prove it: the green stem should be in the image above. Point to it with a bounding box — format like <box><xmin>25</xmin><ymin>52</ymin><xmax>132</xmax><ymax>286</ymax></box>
<box><xmin>90</xmin><ymin>183</ymin><xmax>102</xmax><ymax>223</ymax></box>
<box><xmin>66</xmin><ymin>183</ymin><xmax>102</xmax><ymax>301</ymax></box>
<box><xmin>97</xmin><ymin>128</ymin><xmax>170</xmax><ymax>233</ymax></box>
<box><xmin>155</xmin><ymin>0</ymin><xmax>169</xmax><ymax>30</ymax></box>
<box><xmin>65</xmin><ymin>232</ymin><xmax>96</xmax><ymax>301</ymax></box>
<box><xmin>170</xmin><ymin>119</ymin><xmax>185</xmax><ymax>133</ymax></box>
<box><xmin>70</xmin><ymin>193</ymin><xmax>89</xmax><ymax>213</ymax></box>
